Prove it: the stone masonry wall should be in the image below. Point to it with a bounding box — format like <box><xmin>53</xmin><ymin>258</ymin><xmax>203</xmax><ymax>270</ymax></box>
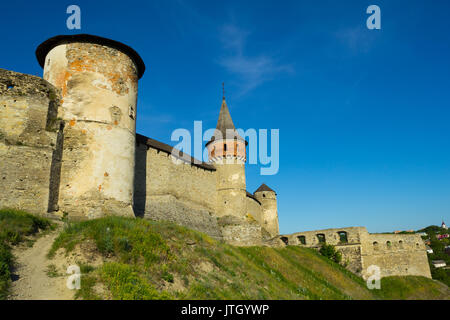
<box><xmin>0</xmin><ymin>69</ymin><xmax>62</xmax><ymax>215</ymax></box>
<box><xmin>135</xmin><ymin>142</ymin><xmax>222</xmax><ymax>239</ymax></box>
<box><xmin>219</xmin><ymin>215</ymin><xmax>263</xmax><ymax>246</ymax></box>
<box><xmin>43</xmin><ymin>42</ymin><xmax>139</xmax><ymax>219</ymax></box>
<box><xmin>360</xmin><ymin>233</ymin><xmax>431</xmax><ymax>279</ymax></box>
<box><xmin>282</xmin><ymin>227</ymin><xmax>365</xmax><ymax>274</ymax></box>
<box><xmin>246</xmin><ymin>196</ymin><xmax>263</xmax><ymax>225</ymax></box>
<box><xmin>278</xmin><ymin>227</ymin><xmax>431</xmax><ymax>279</ymax></box>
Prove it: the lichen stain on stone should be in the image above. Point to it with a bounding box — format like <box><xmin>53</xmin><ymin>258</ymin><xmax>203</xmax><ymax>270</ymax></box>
<box><xmin>65</xmin><ymin>43</ymin><xmax>138</xmax><ymax>96</ymax></box>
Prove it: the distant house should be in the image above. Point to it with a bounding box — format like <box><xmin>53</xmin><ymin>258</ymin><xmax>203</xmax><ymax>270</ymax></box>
<box><xmin>437</xmin><ymin>234</ymin><xmax>449</xmax><ymax>240</ymax></box>
<box><xmin>432</xmin><ymin>260</ymin><xmax>447</xmax><ymax>268</ymax></box>
<box><xmin>425</xmin><ymin>245</ymin><xmax>433</xmax><ymax>254</ymax></box>
<box><xmin>442</xmin><ymin>221</ymin><xmax>448</xmax><ymax>230</ymax></box>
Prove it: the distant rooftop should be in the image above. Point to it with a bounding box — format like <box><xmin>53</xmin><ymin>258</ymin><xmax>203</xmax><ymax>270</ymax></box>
<box><xmin>255</xmin><ymin>183</ymin><xmax>276</xmax><ymax>194</ymax></box>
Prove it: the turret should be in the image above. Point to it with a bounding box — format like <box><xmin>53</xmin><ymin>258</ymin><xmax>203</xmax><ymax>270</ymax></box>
<box><xmin>254</xmin><ymin>183</ymin><xmax>279</xmax><ymax>237</ymax></box>
<box><xmin>36</xmin><ymin>34</ymin><xmax>145</xmax><ymax>219</ymax></box>
<box><xmin>206</xmin><ymin>97</ymin><xmax>247</xmax><ymax>218</ymax></box>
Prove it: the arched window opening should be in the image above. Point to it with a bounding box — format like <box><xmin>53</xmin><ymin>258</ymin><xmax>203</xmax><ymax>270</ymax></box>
<box><xmin>373</xmin><ymin>241</ymin><xmax>379</xmax><ymax>251</ymax></box>
<box><xmin>386</xmin><ymin>241</ymin><xmax>392</xmax><ymax>249</ymax></box>
<box><xmin>280</xmin><ymin>237</ymin><xmax>289</xmax><ymax>245</ymax></box>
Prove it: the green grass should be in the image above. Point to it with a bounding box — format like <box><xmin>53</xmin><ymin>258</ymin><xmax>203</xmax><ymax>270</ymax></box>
<box><xmin>49</xmin><ymin>216</ymin><xmax>450</xmax><ymax>300</ymax></box>
<box><xmin>0</xmin><ymin>209</ymin><xmax>53</xmax><ymax>299</ymax></box>
<box><xmin>376</xmin><ymin>276</ymin><xmax>448</xmax><ymax>299</ymax></box>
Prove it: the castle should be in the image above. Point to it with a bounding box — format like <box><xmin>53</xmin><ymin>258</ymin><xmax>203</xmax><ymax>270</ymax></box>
<box><xmin>0</xmin><ymin>34</ymin><xmax>431</xmax><ymax>280</ymax></box>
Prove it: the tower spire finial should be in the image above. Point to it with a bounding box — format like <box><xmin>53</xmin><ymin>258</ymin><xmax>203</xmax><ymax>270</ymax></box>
<box><xmin>222</xmin><ymin>82</ymin><xmax>225</xmax><ymax>100</ymax></box>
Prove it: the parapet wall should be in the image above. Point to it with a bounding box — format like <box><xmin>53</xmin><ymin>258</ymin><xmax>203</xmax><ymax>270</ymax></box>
<box><xmin>282</xmin><ymin>227</ymin><xmax>365</xmax><ymax>274</ymax></box>
<box><xmin>0</xmin><ymin>69</ymin><xmax>62</xmax><ymax>214</ymax></box>
<box><xmin>285</xmin><ymin>227</ymin><xmax>365</xmax><ymax>247</ymax></box>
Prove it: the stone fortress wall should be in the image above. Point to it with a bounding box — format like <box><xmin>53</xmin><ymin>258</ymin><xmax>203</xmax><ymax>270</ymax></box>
<box><xmin>0</xmin><ymin>34</ymin><xmax>432</xmax><ymax>280</ymax></box>
<box><xmin>0</xmin><ymin>69</ymin><xmax>62</xmax><ymax>215</ymax></box>
<box><xmin>277</xmin><ymin>227</ymin><xmax>431</xmax><ymax>279</ymax></box>
<box><xmin>0</xmin><ymin>67</ymin><xmax>272</xmax><ymax>247</ymax></box>
<box><xmin>133</xmin><ymin>134</ymin><xmax>270</xmax><ymax>244</ymax></box>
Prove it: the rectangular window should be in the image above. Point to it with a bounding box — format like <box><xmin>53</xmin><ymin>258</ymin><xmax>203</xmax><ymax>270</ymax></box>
<box><xmin>298</xmin><ymin>236</ymin><xmax>306</xmax><ymax>245</ymax></box>
<box><xmin>317</xmin><ymin>234</ymin><xmax>326</xmax><ymax>243</ymax></box>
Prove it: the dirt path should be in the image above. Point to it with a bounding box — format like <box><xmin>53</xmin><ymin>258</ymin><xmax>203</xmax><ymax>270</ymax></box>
<box><xmin>9</xmin><ymin>227</ymin><xmax>75</xmax><ymax>300</ymax></box>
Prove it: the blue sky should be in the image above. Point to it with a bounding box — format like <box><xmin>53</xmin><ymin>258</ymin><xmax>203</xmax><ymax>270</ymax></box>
<box><xmin>1</xmin><ymin>1</ymin><xmax>449</xmax><ymax>233</ymax></box>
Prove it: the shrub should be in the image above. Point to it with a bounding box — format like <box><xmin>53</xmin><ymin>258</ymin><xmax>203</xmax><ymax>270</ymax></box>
<box><xmin>319</xmin><ymin>244</ymin><xmax>342</xmax><ymax>264</ymax></box>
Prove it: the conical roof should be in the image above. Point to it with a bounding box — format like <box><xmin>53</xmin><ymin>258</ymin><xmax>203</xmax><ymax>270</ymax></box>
<box><xmin>216</xmin><ymin>98</ymin><xmax>236</xmax><ymax>135</ymax></box>
<box><xmin>255</xmin><ymin>183</ymin><xmax>276</xmax><ymax>193</ymax></box>
<box><xmin>206</xmin><ymin>97</ymin><xmax>245</xmax><ymax>146</ymax></box>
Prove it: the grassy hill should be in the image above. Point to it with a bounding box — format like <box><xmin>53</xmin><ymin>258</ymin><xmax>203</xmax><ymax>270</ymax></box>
<box><xmin>1</xmin><ymin>209</ymin><xmax>449</xmax><ymax>300</ymax></box>
<box><xmin>47</xmin><ymin>216</ymin><xmax>449</xmax><ymax>300</ymax></box>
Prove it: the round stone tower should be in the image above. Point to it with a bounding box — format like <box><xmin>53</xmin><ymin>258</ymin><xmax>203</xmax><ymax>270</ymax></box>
<box><xmin>206</xmin><ymin>97</ymin><xmax>247</xmax><ymax>218</ymax></box>
<box><xmin>36</xmin><ymin>34</ymin><xmax>145</xmax><ymax>219</ymax></box>
<box><xmin>254</xmin><ymin>184</ymin><xmax>279</xmax><ymax>237</ymax></box>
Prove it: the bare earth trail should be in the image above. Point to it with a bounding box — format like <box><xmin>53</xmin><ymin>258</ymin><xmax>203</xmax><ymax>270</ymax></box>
<box><xmin>9</xmin><ymin>225</ymin><xmax>74</xmax><ymax>300</ymax></box>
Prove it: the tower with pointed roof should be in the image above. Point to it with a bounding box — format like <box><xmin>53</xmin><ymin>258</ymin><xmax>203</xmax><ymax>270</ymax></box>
<box><xmin>206</xmin><ymin>97</ymin><xmax>248</xmax><ymax>218</ymax></box>
<box><xmin>254</xmin><ymin>183</ymin><xmax>279</xmax><ymax>237</ymax></box>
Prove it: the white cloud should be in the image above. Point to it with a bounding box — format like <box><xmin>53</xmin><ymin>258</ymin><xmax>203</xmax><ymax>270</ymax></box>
<box><xmin>218</xmin><ymin>24</ymin><xmax>293</xmax><ymax>95</ymax></box>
